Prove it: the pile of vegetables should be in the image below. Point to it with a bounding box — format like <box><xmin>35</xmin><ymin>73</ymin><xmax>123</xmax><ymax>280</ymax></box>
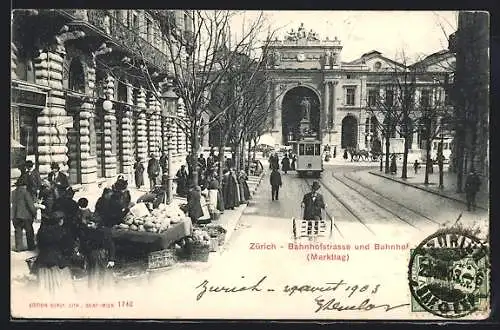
<box><xmin>114</xmin><ymin>202</ymin><xmax>190</xmax><ymax>233</ymax></box>
<box><xmin>192</xmin><ymin>228</ymin><xmax>211</xmax><ymax>247</ymax></box>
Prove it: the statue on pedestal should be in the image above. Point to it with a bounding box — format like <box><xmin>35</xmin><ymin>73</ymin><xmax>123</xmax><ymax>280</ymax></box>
<box><xmin>299</xmin><ymin>96</ymin><xmax>311</xmax><ymax>123</ymax></box>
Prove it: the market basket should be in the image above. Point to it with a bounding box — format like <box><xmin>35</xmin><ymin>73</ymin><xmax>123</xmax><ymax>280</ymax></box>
<box><xmin>205</xmin><ymin>225</ymin><xmax>227</xmax><ymax>246</ymax></box>
<box><xmin>148</xmin><ymin>248</ymin><xmax>178</xmax><ymax>270</ymax></box>
<box><xmin>189</xmin><ymin>242</ymin><xmax>210</xmax><ymax>262</ymax></box>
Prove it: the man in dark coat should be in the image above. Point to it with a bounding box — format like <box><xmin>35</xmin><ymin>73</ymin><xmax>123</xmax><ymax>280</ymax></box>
<box><xmin>23</xmin><ymin>160</ymin><xmax>42</xmax><ymax>198</ymax></box>
<box><xmin>270</xmin><ymin>168</ymin><xmax>282</xmax><ymax>201</ymax></box>
<box><xmin>147</xmin><ymin>153</ymin><xmax>161</xmax><ymax>190</ymax></box>
<box><xmin>48</xmin><ymin>162</ymin><xmax>69</xmax><ymax>200</ymax></box>
<box><xmin>187</xmin><ymin>185</ymin><xmax>204</xmax><ymax>225</ymax></box>
<box><xmin>198</xmin><ymin>154</ymin><xmax>207</xmax><ymax>172</ymax></box>
<box><xmin>465</xmin><ymin>170</ymin><xmax>482</xmax><ymax>211</ymax></box>
<box><xmin>281</xmin><ymin>155</ymin><xmax>290</xmax><ymax>174</ymax></box>
<box><xmin>301</xmin><ymin>181</ymin><xmax>326</xmax><ymax>220</ymax></box>
<box><xmin>222</xmin><ymin>169</ymin><xmax>238</xmax><ymax>210</ymax></box>
<box><xmin>11</xmin><ymin>175</ymin><xmax>37</xmax><ymax>251</ymax></box>
<box><xmin>134</xmin><ymin>157</ymin><xmax>145</xmax><ymax>189</ymax></box>
<box><xmin>175</xmin><ymin>165</ymin><xmax>189</xmax><ymax>197</ymax></box>
<box><xmin>159</xmin><ymin>151</ymin><xmax>168</xmax><ymax>175</ymax></box>
<box><xmin>52</xmin><ymin>187</ymin><xmax>79</xmax><ymax>241</ymax></box>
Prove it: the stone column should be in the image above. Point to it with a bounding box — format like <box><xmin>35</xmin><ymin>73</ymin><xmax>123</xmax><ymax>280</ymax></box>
<box><xmin>103</xmin><ymin>75</ymin><xmax>116</xmax><ymax>177</ymax></box>
<box><xmin>121</xmin><ymin>81</ymin><xmax>134</xmax><ymax>179</ymax></box>
<box><xmin>35</xmin><ymin>48</ymin><xmax>69</xmax><ymax>176</ymax></box>
<box><xmin>272</xmin><ymin>83</ymin><xmax>281</xmax><ymax>133</ymax></box>
<box><xmin>323</xmin><ymin>81</ymin><xmax>330</xmax><ymax>131</ymax></box>
<box><xmin>147</xmin><ymin>92</ymin><xmax>157</xmax><ymax>157</ymax></box>
<box><xmin>11</xmin><ymin>42</ymin><xmax>18</xmax><ymax>80</ymax></box>
<box><xmin>136</xmin><ymin>87</ymin><xmax>148</xmax><ymax>163</ymax></box>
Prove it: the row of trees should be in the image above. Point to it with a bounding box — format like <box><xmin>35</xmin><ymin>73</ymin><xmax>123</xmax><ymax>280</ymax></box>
<box><xmin>99</xmin><ymin>10</ymin><xmax>279</xmax><ymax>186</ymax></box>
<box><xmin>366</xmin><ymin>51</ymin><xmax>455</xmax><ymax>185</ymax></box>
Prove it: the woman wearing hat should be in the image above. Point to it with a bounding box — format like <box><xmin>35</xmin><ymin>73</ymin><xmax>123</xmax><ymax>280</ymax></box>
<box><xmin>33</xmin><ymin>211</ymin><xmax>74</xmax><ymax>297</ymax></box>
<box><xmin>11</xmin><ymin>176</ymin><xmax>38</xmax><ymax>251</ymax></box>
<box><xmin>301</xmin><ymin>181</ymin><xmax>326</xmax><ymax>220</ymax></box>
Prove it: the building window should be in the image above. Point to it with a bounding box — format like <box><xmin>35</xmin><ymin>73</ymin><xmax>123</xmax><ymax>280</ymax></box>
<box><xmin>385</xmin><ymin>89</ymin><xmax>394</xmax><ymax>106</ymax></box>
<box><xmin>346</xmin><ymin>87</ymin><xmax>355</xmax><ymax>106</ymax></box>
<box><xmin>374</xmin><ymin>61</ymin><xmax>382</xmax><ymax>71</ymax></box>
<box><xmin>346</xmin><ymin>74</ymin><xmax>352</xmax><ymax>79</ymax></box>
<box><xmin>132</xmin><ymin>11</ymin><xmax>139</xmax><ymax>31</ymax></box>
<box><xmin>421</xmin><ymin>89</ymin><xmax>431</xmax><ymax>107</ymax></box>
<box><xmin>368</xmin><ymin>89</ymin><xmax>378</xmax><ymax>106</ymax></box>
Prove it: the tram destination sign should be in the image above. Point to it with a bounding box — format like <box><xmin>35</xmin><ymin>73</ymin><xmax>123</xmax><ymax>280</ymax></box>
<box><xmin>11</xmin><ymin>87</ymin><xmax>47</xmax><ymax>109</ymax></box>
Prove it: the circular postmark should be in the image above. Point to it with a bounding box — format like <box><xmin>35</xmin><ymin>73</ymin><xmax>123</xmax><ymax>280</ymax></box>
<box><xmin>408</xmin><ymin>228</ymin><xmax>489</xmax><ymax>318</ymax></box>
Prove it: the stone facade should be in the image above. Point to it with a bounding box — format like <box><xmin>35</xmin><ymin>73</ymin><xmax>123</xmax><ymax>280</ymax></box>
<box><xmin>11</xmin><ymin>9</ymin><xmax>192</xmax><ymax>188</ymax></box>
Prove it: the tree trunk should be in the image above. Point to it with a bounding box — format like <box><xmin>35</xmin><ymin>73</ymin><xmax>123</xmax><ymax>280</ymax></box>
<box><xmin>247</xmin><ymin>137</ymin><xmax>252</xmax><ymax>174</ymax></box>
<box><xmin>456</xmin><ymin>127</ymin><xmax>465</xmax><ymax>193</ymax></box>
<box><xmin>424</xmin><ymin>136</ymin><xmax>432</xmax><ymax>184</ymax></box>
<box><xmin>384</xmin><ymin>134</ymin><xmax>391</xmax><ymax>174</ymax></box>
<box><xmin>402</xmin><ymin>133</ymin><xmax>410</xmax><ymax>179</ymax></box>
<box><xmin>191</xmin><ymin>129</ymin><xmax>200</xmax><ymax>187</ymax></box>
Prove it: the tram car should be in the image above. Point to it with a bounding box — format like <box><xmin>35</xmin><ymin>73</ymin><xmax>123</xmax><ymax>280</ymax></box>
<box><xmin>291</xmin><ymin>138</ymin><xmax>324</xmax><ymax>178</ymax></box>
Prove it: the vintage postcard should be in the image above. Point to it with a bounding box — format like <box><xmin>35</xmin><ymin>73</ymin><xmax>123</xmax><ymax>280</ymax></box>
<box><xmin>10</xmin><ymin>9</ymin><xmax>490</xmax><ymax>320</ymax></box>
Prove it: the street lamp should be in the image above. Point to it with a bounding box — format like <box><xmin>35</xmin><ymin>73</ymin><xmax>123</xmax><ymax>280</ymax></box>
<box><xmin>160</xmin><ymin>79</ymin><xmax>179</xmax><ymax>204</ymax></box>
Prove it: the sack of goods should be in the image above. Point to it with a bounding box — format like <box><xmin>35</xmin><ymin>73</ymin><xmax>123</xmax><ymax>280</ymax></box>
<box><xmin>113</xmin><ymin>202</ymin><xmax>189</xmax><ymax>234</ymax></box>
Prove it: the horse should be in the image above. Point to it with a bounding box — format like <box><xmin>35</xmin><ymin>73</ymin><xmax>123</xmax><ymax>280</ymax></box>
<box><xmin>346</xmin><ymin>147</ymin><xmax>371</xmax><ymax>162</ymax></box>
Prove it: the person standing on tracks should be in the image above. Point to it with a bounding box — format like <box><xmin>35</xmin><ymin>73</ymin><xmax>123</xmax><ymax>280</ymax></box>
<box><xmin>281</xmin><ymin>154</ymin><xmax>290</xmax><ymax>174</ymax></box>
<box><xmin>301</xmin><ymin>181</ymin><xmax>326</xmax><ymax>220</ymax></box>
<box><xmin>270</xmin><ymin>168</ymin><xmax>282</xmax><ymax>201</ymax></box>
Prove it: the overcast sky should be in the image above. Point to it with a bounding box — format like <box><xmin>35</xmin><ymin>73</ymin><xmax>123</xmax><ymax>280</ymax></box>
<box><xmin>230</xmin><ymin>11</ymin><xmax>458</xmax><ymax>63</ymax></box>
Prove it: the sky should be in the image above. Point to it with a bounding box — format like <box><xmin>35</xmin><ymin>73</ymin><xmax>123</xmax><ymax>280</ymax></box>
<box><xmin>229</xmin><ymin>11</ymin><xmax>458</xmax><ymax>64</ymax></box>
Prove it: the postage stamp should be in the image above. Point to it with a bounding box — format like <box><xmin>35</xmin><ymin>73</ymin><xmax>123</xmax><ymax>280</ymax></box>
<box><xmin>408</xmin><ymin>228</ymin><xmax>490</xmax><ymax>318</ymax></box>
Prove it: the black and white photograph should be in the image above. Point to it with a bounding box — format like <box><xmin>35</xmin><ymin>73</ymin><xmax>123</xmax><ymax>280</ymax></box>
<box><xmin>10</xmin><ymin>9</ymin><xmax>490</xmax><ymax>320</ymax></box>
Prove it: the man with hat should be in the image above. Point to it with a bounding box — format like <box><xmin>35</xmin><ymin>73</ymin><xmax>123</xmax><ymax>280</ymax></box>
<box><xmin>48</xmin><ymin>162</ymin><xmax>69</xmax><ymax>200</ymax></box>
<box><xmin>147</xmin><ymin>153</ymin><xmax>161</xmax><ymax>190</ymax></box>
<box><xmin>23</xmin><ymin>160</ymin><xmax>42</xmax><ymax>198</ymax></box>
<box><xmin>11</xmin><ymin>175</ymin><xmax>38</xmax><ymax>251</ymax></box>
<box><xmin>301</xmin><ymin>181</ymin><xmax>326</xmax><ymax>220</ymax></box>
<box><xmin>465</xmin><ymin>170</ymin><xmax>482</xmax><ymax>211</ymax></box>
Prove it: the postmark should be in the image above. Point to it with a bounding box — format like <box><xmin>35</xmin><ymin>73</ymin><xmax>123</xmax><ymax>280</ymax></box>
<box><xmin>408</xmin><ymin>228</ymin><xmax>489</xmax><ymax>318</ymax></box>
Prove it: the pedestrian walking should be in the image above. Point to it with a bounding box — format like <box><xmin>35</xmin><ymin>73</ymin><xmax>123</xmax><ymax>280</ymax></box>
<box><xmin>222</xmin><ymin>169</ymin><xmax>238</xmax><ymax>210</ymax></box>
<box><xmin>133</xmin><ymin>157</ymin><xmax>145</xmax><ymax>189</ymax></box>
<box><xmin>390</xmin><ymin>154</ymin><xmax>397</xmax><ymax>174</ymax></box>
<box><xmin>465</xmin><ymin>170</ymin><xmax>481</xmax><ymax>211</ymax></box>
<box><xmin>343</xmin><ymin>149</ymin><xmax>348</xmax><ymax>160</ymax></box>
<box><xmin>159</xmin><ymin>151</ymin><xmax>168</xmax><ymax>175</ymax></box>
<box><xmin>11</xmin><ymin>175</ymin><xmax>38</xmax><ymax>251</ymax></box>
<box><xmin>290</xmin><ymin>154</ymin><xmax>297</xmax><ymax>171</ymax></box>
<box><xmin>281</xmin><ymin>155</ymin><xmax>290</xmax><ymax>174</ymax></box>
<box><xmin>333</xmin><ymin>146</ymin><xmax>337</xmax><ymax>158</ymax></box>
<box><xmin>270</xmin><ymin>168</ymin><xmax>282</xmax><ymax>201</ymax></box>
<box><xmin>413</xmin><ymin>160</ymin><xmax>420</xmax><ymax>175</ymax></box>
<box><xmin>301</xmin><ymin>181</ymin><xmax>326</xmax><ymax>220</ymax></box>
<box><xmin>147</xmin><ymin>153</ymin><xmax>160</xmax><ymax>189</ymax></box>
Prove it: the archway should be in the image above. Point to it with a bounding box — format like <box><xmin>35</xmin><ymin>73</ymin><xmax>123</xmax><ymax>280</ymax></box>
<box><xmin>281</xmin><ymin>86</ymin><xmax>320</xmax><ymax>144</ymax></box>
<box><xmin>341</xmin><ymin>115</ymin><xmax>358</xmax><ymax>149</ymax></box>
<box><xmin>69</xmin><ymin>59</ymin><xmax>85</xmax><ymax>93</ymax></box>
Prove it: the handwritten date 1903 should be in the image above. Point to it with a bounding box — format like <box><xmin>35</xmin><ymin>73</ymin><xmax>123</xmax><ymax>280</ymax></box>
<box><xmin>314</xmin><ymin>296</ymin><xmax>409</xmax><ymax>313</ymax></box>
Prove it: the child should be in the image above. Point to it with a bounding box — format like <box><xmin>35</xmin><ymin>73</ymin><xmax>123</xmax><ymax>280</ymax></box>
<box><xmin>77</xmin><ymin>198</ymin><xmax>93</xmax><ymax>226</ymax></box>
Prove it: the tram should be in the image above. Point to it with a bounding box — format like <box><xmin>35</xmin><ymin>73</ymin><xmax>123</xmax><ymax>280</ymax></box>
<box><xmin>291</xmin><ymin>137</ymin><xmax>324</xmax><ymax>178</ymax></box>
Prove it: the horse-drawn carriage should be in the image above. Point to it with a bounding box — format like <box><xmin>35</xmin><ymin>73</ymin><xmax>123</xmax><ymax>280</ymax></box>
<box><xmin>346</xmin><ymin>147</ymin><xmax>381</xmax><ymax>162</ymax></box>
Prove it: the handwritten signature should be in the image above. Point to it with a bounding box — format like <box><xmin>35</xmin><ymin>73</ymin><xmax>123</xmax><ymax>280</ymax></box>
<box><xmin>195</xmin><ymin>276</ymin><xmax>267</xmax><ymax>301</ymax></box>
<box><xmin>314</xmin><ymin>296</ymin><xmax>409</xmax><ymax>313</ymax></box>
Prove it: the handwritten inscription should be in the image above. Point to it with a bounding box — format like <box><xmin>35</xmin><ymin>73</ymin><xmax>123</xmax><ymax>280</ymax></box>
<box><xmin>195</xmin><ymin>276</ymin><xmax>407</xmax><ymax>313</ymax></box>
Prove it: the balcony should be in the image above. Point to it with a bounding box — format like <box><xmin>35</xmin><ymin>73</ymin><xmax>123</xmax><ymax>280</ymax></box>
<box><xmin>57</xmin><ymin>9</ymin><xmax>169</xmax><ymax>73</ymax></box>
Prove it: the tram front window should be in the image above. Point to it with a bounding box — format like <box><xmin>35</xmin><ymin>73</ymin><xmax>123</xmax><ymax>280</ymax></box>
<box><xmin>305</xmin><ymin>145</ymin><xmax>314</xmax><ymax>155</ymax></box>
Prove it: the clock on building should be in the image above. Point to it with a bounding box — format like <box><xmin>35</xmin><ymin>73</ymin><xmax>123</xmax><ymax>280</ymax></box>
<box><xmin>297</xmin><ymin>53</ymin><xmax>305</xmax><ymax>62</ymax></box>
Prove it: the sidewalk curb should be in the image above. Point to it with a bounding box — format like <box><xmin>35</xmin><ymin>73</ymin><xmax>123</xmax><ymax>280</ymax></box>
<box><xmin>368</xmin><ymin>171</ymin><xmax>488</xmax><ymax>211</ymax></box>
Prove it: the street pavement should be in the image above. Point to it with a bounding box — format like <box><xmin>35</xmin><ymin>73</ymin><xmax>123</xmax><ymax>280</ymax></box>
<box><xmin>11</xmin><ymin>160</ymin><xmax>490</xmax><ymax>319</ymax></box>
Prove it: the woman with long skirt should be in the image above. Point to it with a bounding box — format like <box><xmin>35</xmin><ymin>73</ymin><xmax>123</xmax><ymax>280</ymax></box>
<box><xmin>238</xmin><ymin>170</ymin><xmax>251</xmax><ymax>203</ymax></box>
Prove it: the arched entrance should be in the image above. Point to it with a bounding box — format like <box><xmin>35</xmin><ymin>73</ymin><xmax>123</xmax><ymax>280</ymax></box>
<box><xmin>341</xmin><ymin>115</ymin><xmax>358</xmax><ymax>149</ymax></box>
<box><xmin>281</xmin><ymin>86</ymin><xmax>320</xmax><ymax>144</ymax></box>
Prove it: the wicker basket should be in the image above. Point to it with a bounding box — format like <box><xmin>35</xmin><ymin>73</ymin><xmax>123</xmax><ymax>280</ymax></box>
<box><xmin>205</xmin><ymin>225</ymin><xmax>227</xmax><ymax>246</ymax></box>
<box><xmin>148</xmin><ymin>249</ymin><xmax>177</xmax><ymax>270</ymax></box>
<box><xmin>190</xmin><ymin>243</ymin><xmax>210</xmax><ymax>262</ymax></box>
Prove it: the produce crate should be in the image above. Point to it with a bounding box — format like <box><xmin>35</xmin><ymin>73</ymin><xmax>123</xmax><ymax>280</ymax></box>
<box><xmin>190</xmin><ymin>243</ymin><xmax>210</xmax><ymax>262</ymax></box>
<box><xmin>209</xmin><ymin>238</ymin><xmax>219</xmax><ymax>252</ymax></box>
<box><xmin>147</xmin><ymin>249</ymin><xmax>177</xmax><ymax>270</ymax></box>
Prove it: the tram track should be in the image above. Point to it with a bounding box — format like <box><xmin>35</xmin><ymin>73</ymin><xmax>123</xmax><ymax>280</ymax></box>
<box><xmin>329</xmin><ymin>172</ymin><xmax>439</xmax><ymax>231</ymax></box>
